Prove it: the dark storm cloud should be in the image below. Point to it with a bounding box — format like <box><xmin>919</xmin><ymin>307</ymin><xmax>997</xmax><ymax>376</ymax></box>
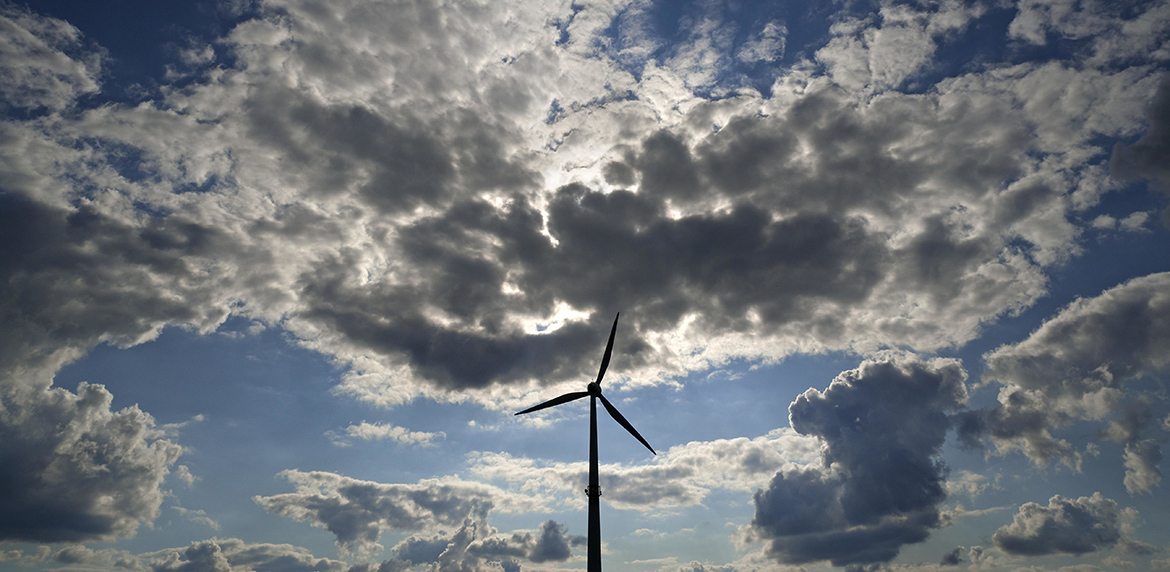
<box><xmin>748</xmin><ymin>358</ymin><xmax>968</xmax><ymax>566</ymax></box>
<box><xmin>992</xmin><ymin>493</ymin><xmax>1129</xmax><ymax>556</ymax></box>
<box><xmin>0</xmin><ymin>382</ymin><xmax>181</xmax><ymax>542</ymax></box>
<box><xmin>979</xmin><ymin>272</ymin><xmax>1170</xmax><ymax>479</ymax></box>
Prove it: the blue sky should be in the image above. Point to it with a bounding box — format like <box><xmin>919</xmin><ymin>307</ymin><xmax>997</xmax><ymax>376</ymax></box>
<box><xmin>3</xmin><ymin>1</ymin><xmax>1170</xmax><ymax>571</ymax></box>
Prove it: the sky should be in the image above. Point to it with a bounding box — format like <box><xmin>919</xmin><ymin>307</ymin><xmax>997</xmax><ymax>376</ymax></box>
<box><xmin>2</xmin><ymin>0</ymin><xmax>1170</xmax><ymax>571</ymax></box>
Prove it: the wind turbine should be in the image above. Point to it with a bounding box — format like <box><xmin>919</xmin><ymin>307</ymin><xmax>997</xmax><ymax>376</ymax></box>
<box><xmin>515</xmin><ymin>312</ymin><xmax>655</xmax><ymax>572</ymax></box>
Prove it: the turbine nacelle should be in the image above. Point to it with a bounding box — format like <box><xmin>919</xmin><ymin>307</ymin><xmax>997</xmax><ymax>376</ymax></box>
<box><xmin>515</xmin><ymin>312</ymin><xmax>655</xmax><ymax>456</ymax></box>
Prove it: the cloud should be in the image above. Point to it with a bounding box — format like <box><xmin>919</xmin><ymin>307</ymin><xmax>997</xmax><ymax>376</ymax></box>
<box><xmin>747</xmin><ymin>357</ymin><xmax>969</xmax><ymax>566</ymax></box>
<box><xmin>253</xmin><ymin>470</ymin><xmax>541</xmax><ymax>559</ymax></box>
<box><xmin>736</xmin><ymin>21</ymin><xmax>786</xmax><ymax>65</ymax></box>
<box><xmin>1122</xmin><ymin>439</ymin><xmax>1163</xmax><ymax>495</ymax></box>
<box><xmin>945</xmin><ymin>470</ymin><xmax>993</xmax><ymax>501</ymax></box>
<box><xmin>0</xmin><ymin>3</ymin><xmax>102</xmax><ymax>112</ymax></box>
<box><xmin>527</xmin><ymin>519</ymin><xmax>584</xmax><ymax>563</ymax></box>
<box><xmin>174</xmin><ymin>465</ymin><xmax>198</xmax><ymax>487</ymax></box>
<box><xmin>940</xmin><ymin>546</ymin><xmax>963</xmax><ymax>566</ymax></box>
<box><xmin>43</xmin><ymin>528</ymin><xmax>582</xmax><ymax>572</ymax></box>
<box><xmin>386</xmin><ymin>517</ymin><xmax>583</xmax><ymax>572</ymax></box>
<box><xmin>979</xmin><ymin>272</ymin><xmax>1170</xmax><ymax>473</ymax></box>
<box><xmin>0</xmin><ymin>546</ymin><xmax>50</xmax><ymax>566</ymax></box>
<box><xmin>815</xmin><ymin>0</ymin><xmax>986</xmax><ymax>93</ymax></box>
<box><xmin>327</xmin><ymin>422</ymin><xmax>445</xmax><ymax>447</ymax></box>
<box><xmin>667</xmin><ymin>561</ymin><xmax>738</xmax><ymax>572</ymax></box>
<box><xmin>992</xmin><ymin>493</ymin><xmax>1133</xmax><ymax>556</ymax></box>
<box><xmin>49</xmin><ymin>538</ymin><xmax>353</xmax><ymax>572</ymax></box>
<box><xmin>469</xmin><ymin>427</ymin><xmax>821</xmax><ymax>511</ymax></box>
<box><xmin>1009</xmin><ymin>0</ymin><xmax>1170</xmax><ymax>66</ymax></box>
<box><xmin>172</xmin><ymin>507</ymin><xmax>219</xmax><ymax>532</ymax></box>
<box><xmin>0</xmin><ymin>0</ymin><xmax>1163</xmax><ymax>415</ymax></box>
<box><xmin>0</xmin><ymin>382</ymin><xmax>182</xmax><ymax>542</ymax></box>
<box><xmin>1113</xmin><ymin>75</ymin><xmax>1170</xmax><ymax>214</ymax></box>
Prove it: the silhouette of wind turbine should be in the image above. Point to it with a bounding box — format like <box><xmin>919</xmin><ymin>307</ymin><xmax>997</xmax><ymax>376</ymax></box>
<box><xmin>515</xmin><ymin>312</ymin><xmax>655</xmax><ymax>572</ymax></box>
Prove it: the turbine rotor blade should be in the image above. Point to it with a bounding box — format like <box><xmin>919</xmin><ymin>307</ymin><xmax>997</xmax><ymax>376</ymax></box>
<box><xmin>598</xmin><ymin>393</ymin><xmax>655</xmax><ymax>455</ymax></box>
<box><xmin>515</xmin><ymin>391</ymin><xmax>589</xmax><ymax>415</ymax></box>
<box><xmin>595</xmin><ymin>312</ymin><xmax>620</xmax><ymax>384</ymax></box>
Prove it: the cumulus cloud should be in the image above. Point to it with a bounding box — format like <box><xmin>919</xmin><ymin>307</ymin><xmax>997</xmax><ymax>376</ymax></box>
<box><xmin>253</xmin><ymin>470</ymin><xmax>541</xmax><ymax>559</ymax></box>
<box><xmin>746</xmin><ymin>358</ymin><xmax>969</xmax><ymax>567</ymax></box>
<box><xmin>992</xmin><ymin>493</ymin><xmax>1133</xmax><ymax>556</ymax></box>
<box><xmin>0</xmin><ymin>382</ymin><xmax>181</xmax><ymax>542</ymax></box>
<box><xmin>469</xmin><ymin>428</ymin><xmax>820</xmax><ymax>511</ymax></box>
<box><xmin>979</xmin><ymin>272</ymin><xmax>1170</xmax><ymax>474</ymax></box>
<box><xmin>524</xmin><ymin>520</ymin><xmax>584</xmax><ymax>563</ymax></box>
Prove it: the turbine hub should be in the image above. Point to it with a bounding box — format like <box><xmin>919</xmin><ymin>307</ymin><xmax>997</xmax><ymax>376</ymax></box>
<box><xmin>587</xmin><ymin>382</ymin><xmax>600</xmax><ymax>396</ymax></box>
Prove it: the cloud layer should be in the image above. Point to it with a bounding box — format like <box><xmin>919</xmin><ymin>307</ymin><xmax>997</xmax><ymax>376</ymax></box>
<box><xmin>2</xmin><ymin>0</ymin><xmax>1163</xmax><ymax>408</ymax></box>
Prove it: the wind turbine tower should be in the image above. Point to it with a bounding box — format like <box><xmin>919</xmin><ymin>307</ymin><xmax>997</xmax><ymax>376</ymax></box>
<box><xmin>516</xmin><ymin>313</ymin><xmax>655</xmax><ymax>572</ymax></box>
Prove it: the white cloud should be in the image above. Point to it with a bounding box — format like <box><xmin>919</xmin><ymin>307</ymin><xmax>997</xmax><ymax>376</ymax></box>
<box><xmin>174</xmin><ymin>465</ymin><xmax>198</xmax><ymax>487</ymax></box>
<box><xmin>816</xmin><ymin>0</ymin><xmax>987</xmax><ymax>93</ymax></box>
<box><xmin>1009</xmin><ymin>0</ymin><xmax>1170</xmax><ymax>66</ymax></box>
<box><xmin>1123</xmin><ymin>439</ymin><xmax>1163</xmax><ymax>494</ymax></box>
<box><xmin>0</xmin><ymin>3</ymin><xmax>102</xmax><ymax>112</ymax></box>
<box><xmin>945</xmin><ymin>470</ymin><xmax>994</xmax><ymax>500</ymax></box>
<box><xmin>736</xmin><ymin>21</ymin><xmax>786</xmax><ymax>65</ymax></box>
<box><xmin>172</xmin><ymin>507</ymin><xmax>219</xmax><ymax>531</ymax></box>
<box><xmin>469</xmin><ymin>428</ymin><xmax>820</xmax><ymax>511</ymax></box>
<box><xmin>327</xmin><ymin>421</ymin><xmax>445</xmax><ymax>447</ymax></box>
